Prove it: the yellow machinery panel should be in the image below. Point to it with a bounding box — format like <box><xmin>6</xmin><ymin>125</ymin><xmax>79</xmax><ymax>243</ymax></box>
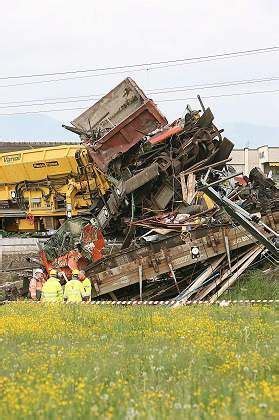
<box><xmin>0</xmin><ymin>144</ymin><xmax>111</xmax><ymax>232</ymax></box>
<box><xmin>0</xmin><ymin>144</ymin><xmax>84</xmax><ymax>183</ymax></box>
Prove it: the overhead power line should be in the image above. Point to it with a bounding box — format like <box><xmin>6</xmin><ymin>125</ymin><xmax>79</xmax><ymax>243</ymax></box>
<box><xmin>0</xmin><ymin>56</ymin><xmax>273</xmax><ymax>90</ymax></box>
<box><xmin>149</xmin><ymin>76</ymin><xmax>279</xmax><ymax>94</ymax></box>
<box><xmin>156</xmin><ymin>88</ymin><xmax>279</xmax><ymax>102</ymax></box>
<box><xmin>0</xmin><ymin>51</ymin><xmax>277</xmax><ymax>89</ymax></box>
<box><xmin>0</xmin><ymin>97</ymin><xmax>99</xmax><ymax>109</ymax></box>
<box><xmin>0</xmin><ymin>46</ymin><xmax>278</xmax><ymax>88</ymax></box>
<box><xmin>0</xmin><ymin>46</ymin><xmax>278</xmax><ymax>80</ymax></box>
<box><xmin>0</xmin><ymin>75</ymin><xmax>279</xmax><ymax>109</ymax></box>
<box><xmin>0</xmin><ymin>88</ymin><xmax>278</xmax><ymax>116</ymax></box>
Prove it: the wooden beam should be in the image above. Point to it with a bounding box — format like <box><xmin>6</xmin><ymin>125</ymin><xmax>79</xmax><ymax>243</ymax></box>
<box><xmin>172</xmin><ymin>255</ymin><xmax>225</xmax><ymax>307</ymax></box>
<box><xmin>209</xmin><ymin>245</ymin><xmax>264</xmax><ymax>303</ymax></box>
<box><xmin>196</xmin><ymin>246</ymin><xmax>258</xmax><ymax>301</ymax></box>
<box><xmin>180</xmin><ymin>173</ymin><xmax>187</xmax><ymax>203</ymax></box>
<box><xmin>186</xmin><ymin>173</ymin><xmax>196</xmax><ymax>204</ymax></box>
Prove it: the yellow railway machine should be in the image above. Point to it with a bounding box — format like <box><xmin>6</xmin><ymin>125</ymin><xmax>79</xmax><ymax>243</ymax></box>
<box><xmin>0</xmin><ymin>145</ymin><xmax>110</xmax><ymax>232</ymax></box>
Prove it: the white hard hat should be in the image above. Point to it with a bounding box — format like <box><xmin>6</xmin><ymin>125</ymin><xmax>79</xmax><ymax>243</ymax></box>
<box><xmin>34</xmin><ymin>268</ymin><xmax>44</xmax><ymax>275</ymax></box>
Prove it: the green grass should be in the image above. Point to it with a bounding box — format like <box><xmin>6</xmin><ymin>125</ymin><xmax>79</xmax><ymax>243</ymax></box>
<box><xmin>224</xmin><ymin>269</ymin><xmax>279</xmax><ymax>300</ymax></box>
<box><xmin>0</xmin><ymin>303</ymin><xmax>278</xmax><ymax>419</ymax></box>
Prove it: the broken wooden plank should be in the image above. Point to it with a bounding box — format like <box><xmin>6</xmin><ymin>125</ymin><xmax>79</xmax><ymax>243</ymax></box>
<box><xmin>186</xmin><ymin>173</ymin><xmax>196</xmax><ymax>204</ymax></box>
<box><xmin>180</xmin><ymin>173</ymin><xmax>188</xmax><ymax>203</ymax></box>
<box><xmin>196</xmin><ymin>245</ymin><xmax>258</xmax><ymax>301</ymax></box>
<box><xmin>171</xmin><ymin>255</ymin><xmax>225</xmax><ymax>307</ymax></box>
<box><xmin>209</xmin><ymin>245</ymin><xmax>264</xmax><ymax>303</ymax></box>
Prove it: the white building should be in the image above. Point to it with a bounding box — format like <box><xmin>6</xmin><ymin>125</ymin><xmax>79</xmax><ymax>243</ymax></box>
<box><xmin>230</xmin><ymin>146</ymin><xmax>279</xmax><ymax>181</ymax></box>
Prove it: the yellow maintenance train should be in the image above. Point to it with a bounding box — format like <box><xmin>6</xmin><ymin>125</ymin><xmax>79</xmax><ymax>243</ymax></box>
<box><xmin>0</xmin><ymin>145</ymin><xmax>110</xmax><ymax>232</ymax></box>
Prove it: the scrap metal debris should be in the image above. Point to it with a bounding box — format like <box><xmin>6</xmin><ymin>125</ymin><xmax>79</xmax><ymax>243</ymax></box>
<box><xmin>2</xmin><ymin>78</ymin><xmax>278</xmax><ymax>302</ymax></box>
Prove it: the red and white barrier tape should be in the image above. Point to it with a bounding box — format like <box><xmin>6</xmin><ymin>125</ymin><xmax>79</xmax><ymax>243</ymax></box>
<box><xmin>1</xmin><ymin>299</ymin><xmax>278</xmax><ymax>306</ymax></box>
<box><xmin>89</xmin><ymin>299</ymin><xmax>279</xmax><ymax>306</ymax></box>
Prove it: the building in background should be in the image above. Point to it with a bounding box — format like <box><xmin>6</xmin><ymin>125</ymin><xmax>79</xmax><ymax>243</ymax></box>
<box><xmin>230</xmin><ymin>146</ymin><xmax>279</xmax><ymax>181</ymax></box>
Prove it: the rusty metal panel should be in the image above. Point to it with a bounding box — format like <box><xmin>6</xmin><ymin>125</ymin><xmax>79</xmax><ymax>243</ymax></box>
<box><xmin>124</xmin><ymin>163</ymin><xmax>160</xmax><ymax>194</ymax></box>
<box><xmin>152</xmin><ymin>183</ymin><xmax>174</xmax><ymax>210</ymax></box>
<box><xmin>88</xmin><ymin>101</ymin><xmax>167</xmax><ymax>171</ymax></box>
<box><xmin>72</xmin><ymin>78</ymin><xmax>167</xmax><ymax>171</ymax></box>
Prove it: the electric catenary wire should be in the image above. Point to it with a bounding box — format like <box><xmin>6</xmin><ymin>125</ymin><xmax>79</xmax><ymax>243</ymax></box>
<box><xmin>0</xmin><ymin>46</ymin><xmax>278</xmax><ymax>88</ymax></box>
<box><xmin>0</xmin><ymin>87</ymin><xmax>279</xmax><ymax>116</ymax></box>
<box><xmin>1</xmin><ymin>76</ymin><xmax>279</xmax><ymax>109</ymax></box>
<box><xmin>1</xmin><ymin>46</ymin><xmax>278</xmax><ymax>80</ymax></box>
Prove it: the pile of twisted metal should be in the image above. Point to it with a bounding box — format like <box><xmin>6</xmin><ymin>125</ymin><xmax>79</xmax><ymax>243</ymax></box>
<box><xmin>1</xmin><ymin>78</ymin><xmax>278</xmax><ymax>303</ymax></box>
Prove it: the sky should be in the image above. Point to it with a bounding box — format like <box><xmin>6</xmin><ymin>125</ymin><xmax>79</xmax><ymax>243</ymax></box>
<box><xmin>0</xmin><ymin>0</ymin><xmax>279</xmax><ymax>146</ymax></box>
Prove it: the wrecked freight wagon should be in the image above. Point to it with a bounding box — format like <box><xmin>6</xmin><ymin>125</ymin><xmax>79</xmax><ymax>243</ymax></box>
<box><xmin>1</xmin><ymin>78</ymin><xmax>278</xmax><ymax>303</ymax></box>
<box><xmin>62</xmin><ymin>79</ymin><xmax>279</xmax><ymax>301</ymax></box>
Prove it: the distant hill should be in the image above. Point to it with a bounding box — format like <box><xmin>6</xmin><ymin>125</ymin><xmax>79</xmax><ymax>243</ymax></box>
<box><xmin>222</xmin><ymin>122</ymin><xmax>278</xmax><ymax>148</ymax></box>
<box><xmin>0</xmin><ymin>114</ymin><xmax>277</xmax><ymax>149</ymax></box>
<box><xmin>0</xmin><ymin>114</ymin><xmax>76</xmax><ymax>141</ymax></box>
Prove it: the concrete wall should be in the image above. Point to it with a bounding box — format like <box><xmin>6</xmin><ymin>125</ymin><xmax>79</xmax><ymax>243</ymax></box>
<box><xmin>0</xmin><ymin>237</ymin><xmax>42</xmax><ymax>283</ymax></box>
<box><xmin>269</xmin><ymin>147</ymin><xmax>279</xmax><ymax>162</ymax></box>
<box><xmin>246</xmin><ymin>149</ymin><xmax>258</xmax><ymax>174</ymax></box>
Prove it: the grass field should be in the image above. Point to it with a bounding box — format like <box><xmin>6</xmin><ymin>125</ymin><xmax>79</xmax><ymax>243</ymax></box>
<box><xmin>0</xmin><ymin>303</ymin><xmax>278</xmax><ymax>419</ymax></box>
<box><xmin>224</xmin><ymin>269</ymin><xmax>279</xmax><ymax>301</ymax></box>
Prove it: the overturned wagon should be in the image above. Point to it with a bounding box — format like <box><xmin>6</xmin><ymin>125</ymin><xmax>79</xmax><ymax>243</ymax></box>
<box><xmin>63</xmin><ymin>77</ymin><xmax>167</xmax><ymax>171</ymax></box>
<box><xmin>86</xmin><ymin>211</ymin><xmax>279</xmax><ymax>301</ymax></box>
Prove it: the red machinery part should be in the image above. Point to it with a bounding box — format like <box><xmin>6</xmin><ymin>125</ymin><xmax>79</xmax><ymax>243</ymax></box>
<box><xmin>41</xmin><ymin>226</ymin><xmax>105</xmax><ymax>279</ymax></box>
<box><xmin>148</xmin><ymin>125</ymin><xmax>183</xmax><ymax>145</ymax></box>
